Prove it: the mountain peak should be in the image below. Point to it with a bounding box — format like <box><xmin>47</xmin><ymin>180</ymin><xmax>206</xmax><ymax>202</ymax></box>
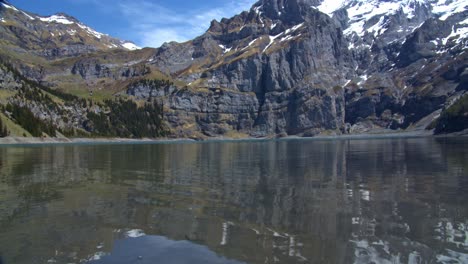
<box><xmin>0</xmin><ymin>1</ymin><xmax>141</xmax><ymax>55</ymax></box>
<box><xmin>1</xmin><ymin>0</ymin><xmax>17</xmax><ymax>11</ymax></box>
<box><xmin>53</xmin><ymin>12</ymin><xmax>80</xmax><ymax>22</ymax></box>
<box><xmin>37</xmin><ymin>14</ymin><xmax>78</xmax><ymax>25</ymax></box>
<box><xmin>249</xmin><ymin>0</ymin><xmax>325</xmax><ymax>26</ymax></box>
<box><xmin>253</xmin><ymin>0</ymin><xmax>321</xmax><ymax>18</ymax></box>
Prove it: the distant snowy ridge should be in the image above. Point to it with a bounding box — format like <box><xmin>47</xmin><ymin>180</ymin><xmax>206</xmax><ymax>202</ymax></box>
<box><xmin>1</xmin><ymin>1</ymin><xmax>141</xmax><ymax>50</ymax></box>
<box><xmin>317</xmin><ymin>0</ymin><xmax>468</xmax><ymax>38</ymax></box>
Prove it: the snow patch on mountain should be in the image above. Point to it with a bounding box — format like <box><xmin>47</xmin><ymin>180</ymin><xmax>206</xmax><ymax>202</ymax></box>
<box><xmin>241</xmin><ymin>38</ymin><xmax>259</xmax><ymax>51</ymax></box>
<box><xmin>67</xmin><ymin>29</ymin><xmax>77</xmax><ymax>36</ymax></box>
<box><xmin>21</xmin><ymin>11</ymin><xmax>35</xmax><ymax>20</ymax></box>
<box><xmin>289</xmin><ymin>23</ymin><xmax>305</xmax><ymax>32</ymax></box>
<box><xmin>122</xmin><ymin>42</ymin><xmax>141</xmax><ymax>51</ymax></box>
<box><xmin>263</xmin><ymin>23</ymin><xmax>305</xmax><ymax>53</ymax></box>
<box><xmin>345</xmin><ymin>0</ymin><xmax>424</xmax><ymax>36</ymax></box>
<box><xmin>318</xmin><ymin>0</ymin><xmax>425</xmax><ymax>18</ymax></box>
<box><xmin>317</xmin><ymin>0</ymin><xmax>346</xmax><ymax>14</ymax></box>
<box><xmin>432</xmin><ymin>0</ymin><xmax>468</xmax><ymax>20</ymax></box>
<box><xmin>366</xmin><ymin>16</ymin><xmax>389</xmax><ymax>37</ymax></box>
<box><xmin>219</xmin><ymin>44</ymin><xmax>233</xmax><ymax>53</ymax></box>
<box><xmin>317</xmin><ymin>0</ymin><xmax>467</xmax><ymax>37</ymax></box>
<box><xmin>253</xmin><ymin>5</ymin><xmax>263</xmax><ymax>15</ymax></box>
<box><xmin>1</xmin><ymin>2</ymin><xmax>18</xmax><ymax>11</ymax></box>
<box><xmin>2</xmin><ymin>2</ymin><xmax>41</xmax><ymax>21</ymax></box>
<box><xmin>442</xmin><ymin>24</ymin><xmax>468</xmax><ymax>45</ymax></box>
<box><xmin>438</xmin><ymin>17</ymin><xmax>468</xmax><ymax>45</ymax></box>
<box><xmin>263</xmin><ymin>34</ymin><xmax>281</xmax><ymax>52</ymax></box>
<box><xmin>76</xmin><ymin>23</ymin><xmax>105</xmax><ymax>39</ymax></box>
<box><xmin>39</xmin><ymin>15</ymin><xmax>74</xmax><ymax>25</ymax></box>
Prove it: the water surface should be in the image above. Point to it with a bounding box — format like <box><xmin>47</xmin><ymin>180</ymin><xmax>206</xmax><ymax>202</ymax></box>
<box><xmin>0</xmin><ymin>138</ymin><xmax>467</xmax><ymax>263</ymax></box>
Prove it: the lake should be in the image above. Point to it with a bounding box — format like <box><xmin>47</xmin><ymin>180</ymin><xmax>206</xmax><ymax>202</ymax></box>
<box><xmin>0</xmin><ymin>137</ymin><xmax>467</xmax><ymax>264</ymax></box>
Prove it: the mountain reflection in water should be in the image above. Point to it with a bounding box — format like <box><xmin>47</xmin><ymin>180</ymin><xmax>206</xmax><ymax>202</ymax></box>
<box><xmin>88</xmin><ymin>231</ymin><xmax>244</xmax><ymax>264</ymax></box>
<box><xmin>0</xmin><ymin>137</ymin><xmax>467</xmax><ymax>263</ymax></box>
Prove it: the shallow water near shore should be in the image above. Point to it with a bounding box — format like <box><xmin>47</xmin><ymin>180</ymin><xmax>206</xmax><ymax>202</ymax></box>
<box><xmin>0</xmin><ymin>137</ymin><xmax>467</xmax><ymax>263</ymax></box>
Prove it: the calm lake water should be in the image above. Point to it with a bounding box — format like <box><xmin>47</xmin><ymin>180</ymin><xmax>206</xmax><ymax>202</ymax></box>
<box><xmin>0</xmin><ymin>137</ymin><xmax>467</xmax><ymax>264</ymax></box>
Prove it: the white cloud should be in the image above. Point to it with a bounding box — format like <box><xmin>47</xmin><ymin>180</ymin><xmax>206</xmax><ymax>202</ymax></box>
<box><xmin>117</xmin><ymin>0</ymin><xmax>256</xmax><ymax>48</ymax></box>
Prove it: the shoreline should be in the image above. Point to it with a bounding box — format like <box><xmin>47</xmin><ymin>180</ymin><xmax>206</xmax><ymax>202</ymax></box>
<box><xmin>0</xmin><ymin>129</ymin><xmax>465</xmax><ymax>146</ymax></box>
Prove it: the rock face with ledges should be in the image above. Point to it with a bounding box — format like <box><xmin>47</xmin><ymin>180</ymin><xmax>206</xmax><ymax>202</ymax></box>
<box><xmin>127</xmin><ymin>0</ymin><xmax>468</xmax><ymax>137</ymax></box>
<box><xmin>139</xmin><ymin>0</ymin><xmax>356</xmax><ymax>136</ymax></box>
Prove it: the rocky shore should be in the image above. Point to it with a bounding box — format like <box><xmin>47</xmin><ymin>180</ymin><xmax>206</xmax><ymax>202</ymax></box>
<box><xmin>4</xmin><ymin>128</ymin><xmax>466</xmax><ymax>146</ymax></box>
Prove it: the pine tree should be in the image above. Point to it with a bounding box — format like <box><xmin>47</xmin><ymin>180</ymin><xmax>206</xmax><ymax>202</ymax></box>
<box><xmin>0</xmin><ymin>117</ymin><xmax>9</xmax><ymax>138</ymax></box>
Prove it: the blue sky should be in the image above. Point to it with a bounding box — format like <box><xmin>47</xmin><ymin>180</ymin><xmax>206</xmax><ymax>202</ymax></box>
<box><xmin>9</xmin><ymin>0</ymin><xmax>256</xmax><ymax>48</ymax></box>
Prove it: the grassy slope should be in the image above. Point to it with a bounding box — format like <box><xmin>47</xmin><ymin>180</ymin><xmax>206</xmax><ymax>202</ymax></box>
<box><xmin>433</xmin><ymin>94</ymin><xmax>468</xmax><ymax>134</ymax></box>
<box><xmin>0</xmin><ymin>113</ymin><xmax>33</xmax><ymax>137</ymax></box>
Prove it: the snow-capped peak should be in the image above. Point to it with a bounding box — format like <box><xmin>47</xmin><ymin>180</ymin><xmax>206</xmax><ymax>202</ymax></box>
<box><xmin>121</xmin><ymin>42</ymin><xmax>141</xmax><ymax>51</ymax></box>
<box><xmin>219</xmin><ymin>44</ymin><xmax>232</xmax><ymax>53</ymax></box>
<box><xmin>2</xmin><ymin>2</ymin><xmax>77</xmax><ymax>25</ymax></box>
<box><xmin>38</xmin><ymin>15</ymin><xmax>74</xmax><ymax>25</ymax></box>
<box><xmin>1</xmin><ymin>1</ymin><xmax>142</xmax><ymax>51</ymax></box>
<box><xmin>37</xmin><ymin>14</ymin><xmax>112</xmax><ymax>40</ymax></box>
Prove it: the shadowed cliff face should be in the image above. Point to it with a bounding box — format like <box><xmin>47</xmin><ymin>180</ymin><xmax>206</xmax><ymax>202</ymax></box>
<box><xmin>0</xmin><ymin>0</ymin><xmax>467</xmax><ymax>138</ymax></box>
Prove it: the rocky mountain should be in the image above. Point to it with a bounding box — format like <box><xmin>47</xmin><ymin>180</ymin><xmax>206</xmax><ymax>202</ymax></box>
<box><xmin>134</xmin><ymin>0</ymin><xmax>468</xmax><ymax>137</ymax></box>
<box><xmin>0</xmin><ymin>0</ymin><xmax>466</xmax><ymax>139</ymax></box>
<box><xmin>0</xmin><ymin>0</ymin><xmax>139</xmax><ymax>59</ymax></box>
<box><xmin>313</xmin><ymin>0</ymin><xmax>468</xmax><ymax>132</ymax></box>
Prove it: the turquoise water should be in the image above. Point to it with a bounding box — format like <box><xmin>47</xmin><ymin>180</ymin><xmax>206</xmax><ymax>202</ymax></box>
<box><xmin>0</xmin><ymin>137</ymin><xmax>467</xmax><ymax>263</ymax></box>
